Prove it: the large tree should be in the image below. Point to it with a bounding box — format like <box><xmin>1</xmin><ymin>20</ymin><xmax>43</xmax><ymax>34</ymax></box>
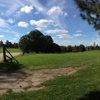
<box><xmin>28</xmin><ymin>29</ymin><xmax>44</xmax><ymax>53</ymax></box>
<box><xmin>74</xmin><ymin>0</ymin><xmax>100</xmax><ymax>30</ymax></box>
<box><xmin>19</xmin><ymin>29</ymin><xmax>61</xmax><ymax>53</ymax></box>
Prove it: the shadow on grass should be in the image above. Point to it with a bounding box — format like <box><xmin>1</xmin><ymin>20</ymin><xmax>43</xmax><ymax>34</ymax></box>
<box><xmin>0</xmin><ymin>62</ymin><xmax>24</xmax><ymax>72</ymax></box>
<box><xmin>78</xmin><ymin>91</ymin><xmax>100</xmax><ymax>100</ymax></box>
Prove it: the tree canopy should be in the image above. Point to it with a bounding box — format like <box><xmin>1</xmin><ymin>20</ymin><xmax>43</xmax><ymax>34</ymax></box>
<box><xmin>74</xmin><ymin>0</ymin><xmax>100</xmax><ymax>30</ymax></box>
<box><xmin>19</xmin><ymin>29</ymin><xmax>61</xmax><ymax>53</ymax></box>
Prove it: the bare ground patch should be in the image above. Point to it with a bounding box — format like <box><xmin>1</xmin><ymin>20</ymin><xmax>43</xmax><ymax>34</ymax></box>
<box><xmin>0</xmin><ymin>66</ymin><xmax>86</xmax><ymax>95</ymax></box>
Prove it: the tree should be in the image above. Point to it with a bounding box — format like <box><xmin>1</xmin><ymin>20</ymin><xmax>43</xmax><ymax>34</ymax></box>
<box><xmin>67</xmin><ymin>45</ymin><xmax>73</xmax><ymax>52</ymax></box>
<box><xmin>5</xmin><ymin>40</ymin><xmax>12</xmax><ymax>48</ymax></box>
<box><xmin>74</xmin><ymin>0</ymin><xmax>100</xmax><ymax>30</ymax></box>
<box><xmin>0</xmin><ymin>40</ymin><xmax>3</xmax><ymax>46</ymax></box>
<box><xmin>43</xmin><ymin>35</ymin><xmax>53</xmax><ymax>53</ymax></box>
<box><xmin>79</xmin><ymin>44</ymin><xmax>86</xmax><ymax>52</ymax></box>
<box><xmin>60</xmin><ymin>46</ymin><xmax>67</xmax><ymax>53</ymax></box>
<box><xmin>19</xmin><ymin>29</ymin><xmax>61</xmax><ymax>53</ymax></box>
<box><xmin>28</xmin><ymin>29</ymin><xmax>44</xmax><ymax>53</ymax></box>
<box><xmin>72</xmin><ymin>45</ymin><xmax>79</xmax><ymax>52</ymax></box>
<box><xmin>19</xmin><ymin>35</ymin><xmax>30</xmax><ymax>53</ymax></box>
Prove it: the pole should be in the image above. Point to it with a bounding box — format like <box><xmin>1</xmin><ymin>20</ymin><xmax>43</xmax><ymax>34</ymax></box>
<box><xmin>3</xmin><ymin>44</ymin><xmax>7</xmax><ymax>62</ymax></box>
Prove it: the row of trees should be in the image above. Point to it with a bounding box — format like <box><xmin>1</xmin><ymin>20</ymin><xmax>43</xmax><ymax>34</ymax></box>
<box><xmin>61</xmin><ymin>45</ymin><xmax>100</xmax><ymax>53</ymax></box>
<box><xmin>61</xmin><ymin>45</ymin><xmax>86</xmax><ymax>53</ymax></box>
<box><xmin>19</xmin><ymin>29</ymin><xmax>61</xmax><ymax>53</ymax></box>
<box><xmin>19</xmin><ymin>29</ymin><xmax>100</xmax><ymax>54</ymax></box>
<box><xmin>0</xmin><ymin>40</ymin><xmax>18</xmax><ymax>48</ymax></box>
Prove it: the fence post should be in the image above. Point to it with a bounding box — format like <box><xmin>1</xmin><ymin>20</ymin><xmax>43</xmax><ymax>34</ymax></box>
<box><xmin>3</xmin><ymin>44</ymin><xmax>7</xmax><ymax>62</ymax></box>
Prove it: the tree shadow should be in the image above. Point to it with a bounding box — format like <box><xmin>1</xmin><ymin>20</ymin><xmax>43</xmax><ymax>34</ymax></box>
<box><xmin>0</xmin><ymin>62</ymin><xmax>32</xmax><ymax>85</ymax></box>
<box><xmin>0</xmin><ymin>62</ymin><xmax>24</xmax><ymax>72</ymax></box>
<box><xmin>78</xmin><ymin>91</ymin><xmax>100</xmax><ymax>100</ymax></box>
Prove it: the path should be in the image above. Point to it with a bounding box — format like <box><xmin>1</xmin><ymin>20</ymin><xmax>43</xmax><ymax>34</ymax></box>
<box><xmin>0</xmin><ymin>52</ymin><xmax>21</xmax><ymax>62</ymax></box>
<box><xmin>0</xmin><ymin>66</ymin><xmax>86</xmax><ymax>95</ymax></box>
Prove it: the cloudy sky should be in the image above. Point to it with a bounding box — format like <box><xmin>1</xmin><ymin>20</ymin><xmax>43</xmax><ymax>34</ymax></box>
<box><xmin>0</xmin><ymin>0</ymin><xmax>100</xmax><ymax>46</ymax></box>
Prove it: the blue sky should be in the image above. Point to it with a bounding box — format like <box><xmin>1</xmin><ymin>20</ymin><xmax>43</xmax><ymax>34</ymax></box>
<box><xmin>0</xmin><ymin>0</ymin><xmax>100</xmax><ymax>46</ymax></box>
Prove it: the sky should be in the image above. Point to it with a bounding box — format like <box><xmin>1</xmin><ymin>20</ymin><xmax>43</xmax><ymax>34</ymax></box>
<box><xmin>0</xmin><ymin>0</ymin><xmax>100</xmax><ymax>46</ymax></box>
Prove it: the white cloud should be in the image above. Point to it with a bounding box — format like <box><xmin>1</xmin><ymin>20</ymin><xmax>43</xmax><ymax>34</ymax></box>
<box><xmin>0</xmin><ymin>18</ymin><xmax>10</xmax><ymax>29</ymax></box>
<box><xmin>0</xmin><ymin>35</ymin><xmax>4</xmax><ymax>38</ymax></box>
<box><xmin>47</xmin><ymin>6</ymin><xmax>63</xmax><ymax>15</ymax></box>
<box><xmin>73</xmin><ymin>34</ymin><xmax>82</xmax><ymax>37</ymax></box>
<box><xmin>7</xmin><ymin>19</ymin><xmax>14</xmax><ymax>24</ymax></box>
<box><xmin>20</xmin><ymin>5</ymin><xmax>33</xmax><ymax>13</ymax></box>
<box><xmin>64</xmin><ymin>12</ymin><xmax>68</xmax><ymax>16</ymax></box>
<box><xmin>30</xmin><ymin>19</ymin><xmax>53</xmax><ymax>27</ymax></box>
<box><xmin>47</xmin><ymin>6</ymin><xmax>68</xmax><ymax>16</ymax></box>
<box><xmin>18</xmin><ymin>21</ymin><xmax>29</xmax><ymax>27</ymax></box>
<box><xmin>57</xmin><ymin>34</ymin><xmax>73</xmax><ymax>38</ymax></box>
<box><xmin>46</xmin><ymin>29</ymin><xmax>68</xmax><ymax>34</ymax></box>
<box><xmin>76</xmin><ymin>30</ymin><xmax>82</xmax><ymax>32</ymax></box>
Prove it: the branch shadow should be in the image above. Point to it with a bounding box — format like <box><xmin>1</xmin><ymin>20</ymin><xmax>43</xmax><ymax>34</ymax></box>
<box><xmin>0</xmin><ymin>62</ymin><xmax>33</xmax><ymax>85</ymax></box>
<box><xmin>78</xmin><ymin>91</ymin><xmax>100</xmax><ymax>100</ymax></box>
<box><xmin>0</xmin><ymin>62</ymin><xmax>23</xmax><ymax>72</ymax></box>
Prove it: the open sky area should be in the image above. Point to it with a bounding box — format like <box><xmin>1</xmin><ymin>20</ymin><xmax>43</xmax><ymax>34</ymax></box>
<box><xmin>0</xmin><ymin>0</ymin><xmax>100</xmax><ymax>46</ymax></box>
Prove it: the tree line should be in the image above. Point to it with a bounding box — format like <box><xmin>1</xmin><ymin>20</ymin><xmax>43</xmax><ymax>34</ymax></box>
<box><xmin>0</xmin><ymin>40</ymin><xmax>18</xmax><ymax>48</ymax></box>
<box><xmin>61</xmin><ymin>45</ymin><xmax>100</xmax><ymax>53</ymax></box>
<box><xmin>1</xmin><ymin>29</ymin><xmax>100</xmax><ymax>53</ymax></box>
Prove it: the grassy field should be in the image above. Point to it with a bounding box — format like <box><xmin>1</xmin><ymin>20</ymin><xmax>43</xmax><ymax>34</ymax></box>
<box><xmin>0</xmin><ymin>47</ymin><xmax>21</xmax><ymax>53</ymax></box>
<box><xmin>0</xmin><ymin>51</ymin><xmax>100</xmax><ymax>100</ymax></box>
<box><xmin>14</xmin><ymin>50</ymin><xmax>100</xmax><ymax>70</ymax></box>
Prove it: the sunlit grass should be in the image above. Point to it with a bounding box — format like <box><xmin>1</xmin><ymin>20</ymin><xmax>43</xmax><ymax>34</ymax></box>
<box><xmin>14</xmin><ymin>51</ymin><xmax>100</xmax><ymax>70</ymax></box>
<box><xmin>0</xmin><ymin>47</ymin><xmax>21</xmax><ymax>53</ymax></box>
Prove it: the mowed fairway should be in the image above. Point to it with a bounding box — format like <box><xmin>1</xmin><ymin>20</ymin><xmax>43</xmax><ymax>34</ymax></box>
<box><xmin>1</xmin><ymin>51</ymin><xmax>100</xmax><ymax>100</ymax></box>
<box><xmin>14</xmin><ymin>51</ymin><xmax>100</xmax><ymax>70</ymax></box>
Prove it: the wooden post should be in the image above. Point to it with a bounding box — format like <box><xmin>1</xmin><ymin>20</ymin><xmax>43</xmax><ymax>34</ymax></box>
<box><xmin>3</xmin><ymin>44</ymin><xmax>7</xmax><ymax>62</ymax></box>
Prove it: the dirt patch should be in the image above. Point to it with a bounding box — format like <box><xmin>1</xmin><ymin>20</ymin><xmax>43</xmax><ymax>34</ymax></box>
<box><xmin>0</xmin><ymin>66</ymin><xmax>86</xmax><ymax>95</ymax></box>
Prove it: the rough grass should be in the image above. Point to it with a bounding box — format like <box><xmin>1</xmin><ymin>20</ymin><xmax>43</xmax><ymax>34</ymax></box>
<box><xmin>0</xmin><ymin>51</ymin><xmax>100</xmax><ymax>100</ymax></box>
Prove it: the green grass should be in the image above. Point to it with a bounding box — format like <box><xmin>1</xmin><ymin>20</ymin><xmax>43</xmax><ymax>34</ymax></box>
<box><xmin>14</xmin><ymin>51</ymin><xmax>100</xmax><ymax>70</ymax></box>
<box><xmin>1</xmin><ymin>51</ymin><xmax>100</xmax><ymax>100</ymax></box>
<box><xmin>0</xmin><ymin>47</ymin><xmax>21</xmax><ymax>53</ymax></box>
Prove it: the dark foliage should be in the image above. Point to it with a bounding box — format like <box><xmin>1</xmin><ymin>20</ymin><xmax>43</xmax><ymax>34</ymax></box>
<box><xmin>74</xmin><ymin>0</ymin><xmax>100</xmax><ymax>30</ymax></box>
<box><xmin>19</xmin><ymin>29</ymin><xmax>61</xmax><ymax>53</ymax></box>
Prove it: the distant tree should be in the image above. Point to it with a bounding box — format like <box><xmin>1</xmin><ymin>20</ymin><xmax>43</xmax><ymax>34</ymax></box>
<box><xmin>5</xmin><ymin>40</ymin><xmax>12</xmax><ymax>48</ymax></box>
<box><xmin>67</xmin><ymin>45</ymin><xmax>73</xmax><ymax>52</ymax></box>
<box><xmin>74</xmin><ymin>0</ymin><xmax>100</xmax><ymax>30</ymax></box>
<box><xmin>13</xmin><ymin>42</ymin><xmax>18</xmax><ymax>48</ymax></box>
<box><xmin>86</xmin><ymin>46</ymin><xmax>95</xmax><ymax>51</ymax></box>
<box><xmin>0</xmin><ymin>40</ymin><xmax>3</xmax><ymax>46</ymax></box>
<box><xmin>79</xmin><ymin>44</ymin><xmax>86</xmax><ymax>52</ymax></box>
<box><xmin>95</xmin><ymin>45</ymin><xmax>100</xmax><ymax>50</ymax></box>
<box><xmin>72</xmin><ymin>45</ymin><xmax>79</xmax><ymax>52</ymax></box>
<box><xmin>60</xmin><ymin>46</ymin><xmax>67</xmax><ymax>53</ymax></box>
